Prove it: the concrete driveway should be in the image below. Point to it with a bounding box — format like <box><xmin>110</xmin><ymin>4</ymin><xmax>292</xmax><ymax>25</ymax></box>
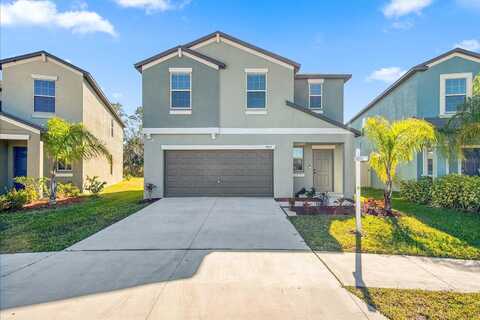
<box><xmin>0</xmin><ymin>198</ymin><xmax>384</xmax><ymax>320</ymax></box>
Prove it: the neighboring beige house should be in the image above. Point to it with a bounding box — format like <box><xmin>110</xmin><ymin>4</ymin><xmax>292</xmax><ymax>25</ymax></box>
<box><xmin>0</xmin><ymin>51</ymin><xmax>124</xmax><ymax>193</ymax></box>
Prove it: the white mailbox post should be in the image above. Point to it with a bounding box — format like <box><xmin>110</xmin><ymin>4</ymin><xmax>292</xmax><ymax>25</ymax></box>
<box><xmin>355</xmin><ymin>148</ymin><xmax>369</xmax><ymax>235</ymax></box>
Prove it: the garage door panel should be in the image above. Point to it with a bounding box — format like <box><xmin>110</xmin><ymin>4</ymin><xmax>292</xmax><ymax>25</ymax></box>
<box><xmin>165</xmin><ymin>150</ymin><xmax>273</xmax><ymax>197</ymax></box>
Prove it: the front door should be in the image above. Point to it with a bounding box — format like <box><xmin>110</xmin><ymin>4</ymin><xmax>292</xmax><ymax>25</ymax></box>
<box><xmin>313</xmin><ymin>149</ymin><xmax>333</xmax><ymax>192</ymax></box>
<box><xmin>13</xmin><ymin>147</ymin><xmax>27</xmax><ymax>189</ymax></box>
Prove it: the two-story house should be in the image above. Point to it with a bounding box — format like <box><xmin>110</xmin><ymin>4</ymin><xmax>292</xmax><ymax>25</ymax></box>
<box><xmin>347</xmin><ymin>48</ymin><xmax>480</xmax><ymax>188</ymax></box>
<box><xmin>136</xmin><ymin>31</ymin><xmax>359</xmax><ymax>198</ymax></box>
<box><xmin>0</xmin><ymin>51</ymin><xmax>124</xmax><ymax>192</ymax></box>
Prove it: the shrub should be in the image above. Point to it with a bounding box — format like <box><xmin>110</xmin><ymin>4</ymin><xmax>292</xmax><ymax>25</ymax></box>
<box><xmin>431</xmin><ymin>174</ymin><xmax>480</xmax><ymax>213</ymax></box>
<box><xmin>1</xmin><ymin>189</ymin><xmax>29</xmax><ymax>211</ymax></box>
<box><xmin>57</xmin><ymin>183</ymin><xmax>81</xmax><ymax>198</ymax></box>
<box><xmin>84</xmin><ymin>176</ymin><xmax>107</xmax><ymax>196</ymax></box>
<box><xmin>400</xmin><ymin>176</ymin><xmax>433</xmax><ymax>204</ymax></box>
<box><xmin>145</xmin><ymin>183</ymin><xmax>157</xmax><ymax>200</ymax></box>
<box><xmin>12</xmin><ymin>176</ymin><xmax>49</xmax><ymax>203</ymax></box>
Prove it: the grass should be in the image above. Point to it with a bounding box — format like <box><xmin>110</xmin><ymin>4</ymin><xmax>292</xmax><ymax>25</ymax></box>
<box><xmin>289</xmin><ymin>188</ymin><xmax>480</xmax><ymax>260</ymax></box>
<box><xmin>0</xmin><ymin>178</ymin><xmax>148</xmax><ymax>253</ymax></box>
<box><xmin>347</xmin><ymin>286</ymin><xmax>480</xmax><ymax>320</ymax></box>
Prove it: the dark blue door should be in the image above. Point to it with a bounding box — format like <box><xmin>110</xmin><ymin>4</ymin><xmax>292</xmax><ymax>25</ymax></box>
<box><xmin>13</xmin><ymin>147</ymin><xmax>27</xmax><ymax>189</ymax></box>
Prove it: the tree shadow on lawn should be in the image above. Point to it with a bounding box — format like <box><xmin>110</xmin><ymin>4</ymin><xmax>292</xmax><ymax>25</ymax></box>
<box><xmin>288</xmin><ymin>215</ymin><xmax>344</xmax><ymax>252</ymax></box>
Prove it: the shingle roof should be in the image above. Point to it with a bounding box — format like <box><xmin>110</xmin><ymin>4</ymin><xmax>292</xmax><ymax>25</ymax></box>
<box><xmin>134</xmin><ymin>46</ymin><xmax>226</xmax><ymax>72</ymax></box>
<box><xmin>295</xmin><ymin>74</ymin><xmax>352</xmax><ymax>82</ymax></box>
<box><xmin>0</xmin><ymin>51</ymin><xmax>125</xmax><ymax>127</ymax></box>
<box><xmin>285</xmin><ymin>100</ymin><xmax>361</xmax><ymax>136</ymax></box>
<box><xmin>346</xmin><ymin>48</ymin><xmax>480</xmax><ymax>125</ymax></box>
<box><xmin>0</xmin><ymin>111</ymin><xmax>44</xmax><ymax>131</ymax></box>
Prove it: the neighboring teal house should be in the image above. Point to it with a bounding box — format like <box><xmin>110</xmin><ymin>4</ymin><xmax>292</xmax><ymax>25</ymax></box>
<box><xmin>347</xmin><ymin>48</ymin><xmax>480</xmax><ymax>189</ymax></box>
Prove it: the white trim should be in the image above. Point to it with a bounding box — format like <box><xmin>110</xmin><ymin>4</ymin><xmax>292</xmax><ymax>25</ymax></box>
<box><xmin>0</xmin><ymin>115</ymin><xmax>41</xmax><ymax>134</ymax></box>
<box><xmin>422</xmin><ymin>147</ymin><xmax>436</xmax><ymax>177</ymax></box>
<box><xmin>307</xmin><ymin>79</ymin><xmax>324</xmax><ymax>84</ymax></box>
<box><xmin>32</xmin><ymin>112</ymin><xmax>55</xmax><ymax>119</ymax></box>
<box><xmin>2</xmin><ymin>56</ymin><xmax>42</xmax><ymax>68</ymax></box>
<box><xmin>445</xmin><ymin>158</ymin><xmax>450</xmax><ymax>175</ymax></box>
<box><xmin>308</xmin><ymin>81</ymin><xmax>323</xmax><ymax>110</ymax></box>
<box><xmin>47</xmin><ymin>57</ymin><xmax>83</xmax><ymax>76</ymax></box>
<box><xmin>458</xmin><ymin>145</ymin><xmax>480</xmax><ymax>175</ymax></box>
<box><xmin>312</xmin><ymin>145</ymin><xmax>336</xmax><ymax>150</ymax></box>
<box><xmin>245</xmin><ymin>70</ymin><xmax>267</xmax><ymax>110</ymax></box>
<box><xmin>177</xmin><ymin>47</ymin><xmax>182</xmax><ymax>58</ymax></box>
<box><xmin>427</xmin><ymin>52</ymin><xmax>480</xmax><ymax>68</ymax></box>
<box><xmin>183</xmin><ymin>51</ymin><xmax>220</xmax><ymax>70</ymax></box>
<box><xmin>0</xmin><ymin>134</ymin><xmax>30</xmax><ymax>140</ymax></box>
<box><xmin>31</xmin><ymin>74</ymin><xmax>58</xmax><ymax>81</ymax></box>
<box><xmin>56</xmin><ymin>172</ymin><xmax>73</xmax><ymax>178</ymax></box>
<box><xmin>221</xmin><ymin>37</ymin><xmax>295</xmax><ymax>70</ymax></box>
<box><xmin>142</xmin><ymin>52</ymin><xmax>177</xmax><ymax>71</ymax></box>
<box><xmin>169</xmin><ymin>109</ymin><xmax>192</xmax><ymax>115</ymax></box>
<box><xmin>169</xmin><ymin>67</ymin><xmax>192</xmax><ymax>72</ymax></box>
<box><xmin>245</xmin><ymin>110</ymin><xmax>267</xmax><ymax>115</ymax></box>
<box><xmin>293</xmin><ymin>173</ymin><xmax>305</xmax><ymax>178</ymax></box>
<box><xmin>190</xmin><ymin>37</ymin><xmax>217</xmax><ymax>50</ymax></box>
<box><xmin>142</xmin><ymin>127</ymin><xmax>353</xmax><ymax>135</ymax></box>
<box><xmin>245</xmin><ymin>68</ymin><xmax>268</xmax><ymax>73</ymax></box>
<box><xmin>161</xmin><ymin>145</ymin><xmax>276</xmax><ymax>150</ymax></box>
<box><xmin>439</xmin><ymin>72</ymin><xmax>473</xmax><ymax>116</ymax></box>
<box><xmin>170</xmin><ymin>69</ymin><xmax>192</xmax><ymax>110</ymax></box>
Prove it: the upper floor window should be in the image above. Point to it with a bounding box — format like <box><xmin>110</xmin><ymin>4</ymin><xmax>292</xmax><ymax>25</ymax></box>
<box><xmin>308</xmin><ymin>80</ymin><xmax>323</xmax><ymax>109</ymax></box>
<box><xmin>440</xmin><ymin>73</ymin><xmax>472</xmax><ymax>116</ymax></box>
<box><xmin>246</xmin><ymin>70</ymin><xmax>267</xmax><ymax>109</ymax></box>
<box><xmin>34</xmin><ymin>79</ymin><xmax>55</xmax><ymax>113</ymax></box>
<box><xmin>170</xmin><ymin>69</ymin><xmax>191</xmax><ymax>109</ymax></box>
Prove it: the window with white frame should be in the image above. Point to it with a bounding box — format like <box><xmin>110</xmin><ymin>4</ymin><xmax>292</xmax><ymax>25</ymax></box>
<box><xmin>170</xmin><ymin>70</ymin><xmax>191</xmax><ymax>109</ymax></box>
<box><xmin>293</xmin><ymin>147</ymin><xmax>304</xmax><ymax>173</ymax></box>
<box><xmin>308</xmin><ymin>81</ymin><xmax>323</xmax><ymax>109</ymax></box>
<box><xmin>440</xmin><ymin>73</ymin><xmax>472</xmax><ymax>116</ymax></box>
<box><xmin>34</xmin><ymin>79</ymin><xmax>55</xmax><ymax>113</ymax></box>
<box><xmin>246</xmin><ymin>71</ymin><xmax>267</xmax><ymax>109</ymax></box>
<box><xmin>423</xmin><ymin>147</ymin><xmax>434</xmax><ymax>177</ymax></box>
<box><xmin>57</xmin><ymin>160</ymin><xmax>72</xmax><ymax>172</ymax></box>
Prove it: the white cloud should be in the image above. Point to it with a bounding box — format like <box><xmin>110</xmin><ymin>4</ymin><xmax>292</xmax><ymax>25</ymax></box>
<box><xmin>115</xmin><ymin>0</ymin><xmax>191</xmax><ymax>12</ymax></box>
<box><xmin>0</xmin><ymin>0</ymin><xmax>116</xmax><ymax>36</ymax></box>
<box><xmin>391</xmin><ymin>19</ymin><xmax>414</xmax><ymax>30</ymax></box>
<box><xmin>454</xmin><ymin>39</ymin><xmax>480</xmax><ymax>51</ymax></box>
<box><xmin>383</xmin><ymin>0</ymin><xmax>433</xmax><ymax>18</ymax></box>
<box><xmin>367</xmin><ymin>67</ymin><xmax>406</xmax><ymax>83</ymax></box>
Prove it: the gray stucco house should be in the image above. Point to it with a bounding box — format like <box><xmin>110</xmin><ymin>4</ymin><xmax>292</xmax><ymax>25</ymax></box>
<box><xmin>347</xmin><ymin>48</ymin><xmax>480</xmax><ymax>189</ymax></box>
<box><xmin>136</xmin><ymin>31</ymin><xmax>359</xmax><ymax>198</ymax></box>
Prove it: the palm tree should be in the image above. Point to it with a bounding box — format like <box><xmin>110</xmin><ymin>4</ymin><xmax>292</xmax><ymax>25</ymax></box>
<box><xmin>363</xmin><ymin>117</ymin><xmax>436</xmax><ymax>214</ymax></box>
<box><xmin>437</xmin><ymin>75</ymin><xmax>480</xmax><ymax>160</ymax></box>
<box><xmin>42</xmin><ymin>117</ymin><xmax>111</xmax><ymax>203</ymax></box>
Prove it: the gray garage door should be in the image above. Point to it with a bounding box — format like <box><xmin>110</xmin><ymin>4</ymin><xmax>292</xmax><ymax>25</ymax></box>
<box><xmin>165</xmin><ymin>150</ymin><xmax>273</xmax><ymax>197</ymax></box>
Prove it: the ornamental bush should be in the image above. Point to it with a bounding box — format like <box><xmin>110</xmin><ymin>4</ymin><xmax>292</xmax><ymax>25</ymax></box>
<box><xmin>57</xmin><ymin>183</ymin><xmax>81</xmax><ymax>198</ymax></box>
<box><xmin>400</xmin><ymin>176</ymin><xmax>433</xmax><ymax>204</ymax></box>
<box><xmin>431</xmin><ymin>174</ymin><xmax>480</xmax><ymax>213</ymax></box>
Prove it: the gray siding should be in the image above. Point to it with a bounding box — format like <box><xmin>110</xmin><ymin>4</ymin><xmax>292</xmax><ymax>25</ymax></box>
<box><xmin>294</xmin><ymin>78</ymin><xmax>345</xmax><ymax>123</ymax></box>
<box><xmin>142</xmin><ymin>55</ymin><xmax>220</xmax><ymax>128</ymax></box>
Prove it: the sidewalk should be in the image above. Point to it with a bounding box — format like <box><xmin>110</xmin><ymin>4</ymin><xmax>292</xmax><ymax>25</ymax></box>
<box><xmin>316</xmin><ymin>252</ymin><xmax>480</xmax><ymax>293</ymax></box>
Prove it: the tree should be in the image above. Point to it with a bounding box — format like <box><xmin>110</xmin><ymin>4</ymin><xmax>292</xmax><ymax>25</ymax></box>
<box><xmin>438</xmin><ymin>74</ymin><xmax>480</xmax><ymax>159</ymax></box>
<box><xmin>42</xmin><ymin>117</ymin><xmax>111</xmax><ymax>203</ymax></box>
<box><xmin>363</xmin><ymin>117</ymin><xmax>436</xmax><ymax>214</ymax></box>
<box><xmin>115</xmin><ymin>103</ymin><xmax>144</xmax><ymax>176</ymax></box>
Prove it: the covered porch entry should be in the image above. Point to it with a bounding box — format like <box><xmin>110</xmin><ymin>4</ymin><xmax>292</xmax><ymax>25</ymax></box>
<box><xmin>0</xmin><ymin>112</ymin><xmax>44</xmax><ymax>192</ymax></box>
<box><xmin>293</xmin><ymin>143</ymin><xmax>345</xmax><ymax>196</ymax></box>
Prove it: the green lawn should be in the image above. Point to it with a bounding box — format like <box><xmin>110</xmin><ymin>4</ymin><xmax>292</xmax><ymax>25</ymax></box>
<box><xmin>289</xmin><ymin>188</ymin><xmax>480</xmax><ymax>259</ymax></box>
<box><xmin>347</xmin><ymin>287</ymin><xmax>480</xmax><ymax>320</ymax></box>
<box><xmin>0</xmin><ymin>178</ymin><xmax>148</xmax><ymax>253</ymax></box>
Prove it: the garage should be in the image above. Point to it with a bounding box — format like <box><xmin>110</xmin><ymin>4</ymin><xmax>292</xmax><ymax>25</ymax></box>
<box><xmin>165</xmin><ymin>150</ymin><xmax>274</xmax><ymax>197</ymax></box>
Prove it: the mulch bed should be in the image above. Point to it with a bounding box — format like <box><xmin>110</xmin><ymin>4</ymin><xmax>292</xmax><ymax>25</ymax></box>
<box><xmin>283</xmin><ymin>205</ymin><xmax>354</xmax><ymax>215</ymax></box>
<box><xmin>15</xmin><ymin>196</ymin><xmax>87</xmax><ymax>212</ymax></box>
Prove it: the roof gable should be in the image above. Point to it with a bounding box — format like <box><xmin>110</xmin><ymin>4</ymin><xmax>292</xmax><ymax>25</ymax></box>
<box><xmin>346</xmin><ymin>48</ymin><xmax>480</xmax><ymax>125</ymax></box>
<box><xmin>0</xmin><ymin>51</ymin><xmax>125</xmax><ymax>128</ymax></box>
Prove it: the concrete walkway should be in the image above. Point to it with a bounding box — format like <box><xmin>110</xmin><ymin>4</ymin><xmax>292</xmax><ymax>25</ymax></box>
<box><xmin>0</xmin><ymin>198</ymin><xmax>385</xmax><ymax>320</ymax></box>
<box><xmin>317</xmin><ymin>252</ymin><xmax>480</xmax><ymax>293</ymax></box>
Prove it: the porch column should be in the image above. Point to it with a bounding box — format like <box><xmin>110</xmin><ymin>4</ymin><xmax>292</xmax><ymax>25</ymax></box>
<box><xmin>27</xmin><ymin>133</ymin><xmax>43</xmax><ymax>180</ymax></box>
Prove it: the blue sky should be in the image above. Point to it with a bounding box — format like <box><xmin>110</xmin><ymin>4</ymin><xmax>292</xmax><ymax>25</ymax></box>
<box><xmin>1</xmin><ymin>0</ymin><xmax>479</xmax><ymax>120</ymax></box>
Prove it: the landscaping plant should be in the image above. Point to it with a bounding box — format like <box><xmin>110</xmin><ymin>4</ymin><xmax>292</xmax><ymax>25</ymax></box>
<box><xmin>1</xmin><ymin>189</ymin><xmax>29</xmax><ymax>211</ymax></box>
<box><xmin>363</xmin><ymin>117</ymin><xmax>436</xmax><ymax>214</ymax></box>
<box><xmin>399</xmin><ymin>176</ymin><xmax>433</xmax><ymax>204</ymax></box>
<box><xmin>431</xmin><ymin>174</ymin><xmax>480</xmax><ymax>213</ymax></box>
<box><xmin>13</xmin><ymin>176</ymin><xmax>49</xmax><ymax>203</ymax></box>
<box><xmin>56</xmin><ymin>183</ymin><xmax>81</xmax><ymax>198</ymax></box>
<box><xmin>84</xmin><ymin>176</ymin><xmax>107</xmax><ymax>196</ymax></box>
<box><xmin>42</xmin><ymin>117</ymin><xmax>111</xmax><ymax>204</ymax></box>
